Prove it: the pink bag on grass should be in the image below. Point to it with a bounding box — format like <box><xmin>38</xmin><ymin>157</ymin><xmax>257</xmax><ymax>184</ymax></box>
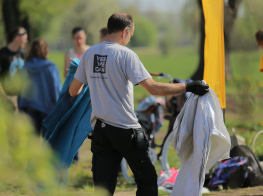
<box><xmin>158</xmin><ymin>167</ymin><xmax>179</xmax><ymax>186</ymax></box>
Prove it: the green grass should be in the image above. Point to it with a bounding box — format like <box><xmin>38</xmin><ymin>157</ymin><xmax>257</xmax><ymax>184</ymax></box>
<box><xmin>48</xmin><ymin>51</ymin><xmax>65</xmax><ymax>82</ymax></box>
<box><xmin>231</xmin><ymin>50</ymin><xmax>262</xmax><ymax>83</ymax></box>
<box><xmin>132</xmin><ymin>47</ymin><xmax>198</xmax><ymax>102</ymax></box>
<box><xmin>48</xmin><ymin>47</ymin><xmax>263</xmax><ymax>102</ymax></box>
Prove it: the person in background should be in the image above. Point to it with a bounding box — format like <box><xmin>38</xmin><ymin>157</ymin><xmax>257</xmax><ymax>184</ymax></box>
<box><xmin>255</xmin><ymin>29</ymin><xmax>263</xmax><ymax>72</ymax></box>
<box><xmin>255</xmin><ymin>29</ymin><xmax>263</xmax><ymax>49</ymax></box>
<box><xmin>64</xmin><ymin>27</ymin><xmax>90</xmax><ymax>163</ymax></box>
<box><xmin>0</xmin><ymin>27</ymin><xmax>28</xmax><ymax>110</ymax></box>
<box><xmin>18</xmin><ymin>38</ymin><xmax>61</xmax><ymax>137</ymax></box>
<box><xmin>100</xmin><ymin>27</ymin><xmax>108</xmax><ymax>43</ymax></box>
<box><xmin>64</xmin><ymin>27</ymin><xmax>90</xmax><ymax>78</ymax></box>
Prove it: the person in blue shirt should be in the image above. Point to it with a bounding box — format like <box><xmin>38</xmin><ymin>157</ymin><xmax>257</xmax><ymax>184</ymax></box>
<box><xmin>18</xmin><ymin>38</ymin><xmax>61</xmax><ymax>137</ymax></box>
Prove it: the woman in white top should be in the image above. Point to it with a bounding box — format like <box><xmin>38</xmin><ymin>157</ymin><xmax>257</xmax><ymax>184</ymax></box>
<box><xmin>64</xmin><ymin>27</ymin><xmax>89</xmax><ymax>163</ymax></box>
<box><xmin>64</xmin><ymin>27</ymin><xmax>90</xmax><ymax>78</ymax></box>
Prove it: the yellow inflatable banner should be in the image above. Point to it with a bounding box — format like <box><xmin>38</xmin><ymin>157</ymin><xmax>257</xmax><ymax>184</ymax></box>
<box><xmin>202</xmin><ymin>0</ymin><xmax>226</xmax><ymax>108</ymax></box>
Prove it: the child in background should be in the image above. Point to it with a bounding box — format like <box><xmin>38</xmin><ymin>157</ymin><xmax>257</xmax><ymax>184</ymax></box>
<box><xmin>255</xmin><ymin>29</ymin><xmax>263</xmax><ymax>72</ymax></box>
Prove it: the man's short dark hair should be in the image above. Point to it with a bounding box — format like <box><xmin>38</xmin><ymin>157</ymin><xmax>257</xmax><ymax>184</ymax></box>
<box><xmin>107</xmin><ymin>13</ymin><xmax>133</xmax><ymax>35</ymax></box>
<box><xmin>7</xmin><ymin>27</ymin><xmax>26</xmax><ymax>43</ymax></box>
<box><xmin>255</xmin><ymin>29</ymin><xmax>263</xmax><ymax>46</ymax></box>
<box><xmin>100</xmin><ymin>27</ymin><xmax>108</xmax><ymax>37</ymax></box>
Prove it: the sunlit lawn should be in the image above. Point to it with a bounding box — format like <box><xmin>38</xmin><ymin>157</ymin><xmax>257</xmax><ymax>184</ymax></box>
<box><xmin>49</xmin><ymin>46</ymin><xmax>263</xmax><ymax>99</ymax></box>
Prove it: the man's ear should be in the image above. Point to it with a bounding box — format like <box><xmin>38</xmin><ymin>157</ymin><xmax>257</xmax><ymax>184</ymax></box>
<box><xmin>122</xmin><ymin>28</ymin><xmax>128</xmax><ymax>38</ymax></box>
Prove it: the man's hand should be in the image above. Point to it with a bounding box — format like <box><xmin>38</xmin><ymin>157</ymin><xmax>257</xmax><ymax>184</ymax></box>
<box><xmin>186</xmin><ymin>80</ymin><xmax>209</xmax><ymax>96</ymax></box>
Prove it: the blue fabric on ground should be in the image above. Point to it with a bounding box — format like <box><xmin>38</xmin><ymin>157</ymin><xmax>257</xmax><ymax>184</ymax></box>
<box><xmin>41</xmin><ymin>58</ymin><xmax>93</xmax><ymax>188</ymax></box>
<box><xmin>209</xmin><ymin>157</ymin><xmax>248</xmax><ymax>189</ymax></box>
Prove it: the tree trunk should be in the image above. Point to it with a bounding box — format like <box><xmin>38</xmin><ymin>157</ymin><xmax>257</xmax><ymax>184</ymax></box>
<box><xmin>191</xmin><ymin>0</ymin><xmax>242</xmax><ymax>81</ymax></box>
<box><xmin>191</xmin><ymin>0</ymin><xmax>205</xmax><ymax>80</ymax></box>
<box><xmin>21</xmin><ymin>15</ymin><xmax>31</xmax><ymax>42</ymax></box>
<box><xmin>224</xmin><ymin>0</ymin><xmax>242</xmax><ymax>80</ymax></box>
<box><xmin>2</xmin><ymin>0</ymin><xmax>31</xmax><ymax>42</ymax></box>
<box><xmin>2</xmin><ymin>0</ymin><xmax>20</xmax><ymax>41</ymax></box>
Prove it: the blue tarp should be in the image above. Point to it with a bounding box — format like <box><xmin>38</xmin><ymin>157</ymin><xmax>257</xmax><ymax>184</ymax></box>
<box><xmin>42</xmin><ymin>58</ymin><xmax>93</xmax><ymax>187</ymax></box>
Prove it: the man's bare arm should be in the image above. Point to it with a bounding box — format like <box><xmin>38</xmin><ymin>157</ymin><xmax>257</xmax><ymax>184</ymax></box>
<box><xmin>139</xmin><ymin>78</ymin><xmax>209</xmax><ymax>96</ymax></box>
<box><xmin>69</xmin><ymin>78</ymin><xmax>84</xmax><ymax>97</ymax></box>
<box><xmin>139</xmin><ymin>78</ymin><xmax>186</xmax><ymax>96</ymax></box>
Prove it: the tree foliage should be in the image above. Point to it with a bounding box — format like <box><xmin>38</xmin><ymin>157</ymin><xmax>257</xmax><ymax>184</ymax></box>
<box><xmin>179</xmin><ymin>0</ymin><xmax>199</xmax><ymax>46</ymax></box>
<box><xmin>0</xmin><ymin>0</ymin><xmax>76</xmax><ymax>45</ymax></box>
<box><xmin>45</xmin><ymin>0</ymin><xmax>120</xmax><ymax>48</ymax></box>
<box><xmin>142</xmin><ymin>11</ymin><xmax>181</xmax><ymax>54</ymax></box>
<box><xmin>0</xmin><ymin>2</ymin><xmax>5</xmax><ymax>47</ymax></box>
<box><xmin>129</xmin><ymin>17</ymin><xmax>157</xmax><ymax>47</ymax></box>
<box><xmin>19</xmin><ymin>0</ymin><xmax>76</xmax><ymax>39</ymax></box>
<box><xmin>231</xmin><ymin>0</ymin><xmax>263</xmax><ymax>50</ymax></box>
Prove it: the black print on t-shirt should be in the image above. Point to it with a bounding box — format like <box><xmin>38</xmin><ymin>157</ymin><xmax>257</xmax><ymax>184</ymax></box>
<box><xmin>93</xmin><ymin>54</ymin><xmax>107</xmax><ymax>74</ymax></box>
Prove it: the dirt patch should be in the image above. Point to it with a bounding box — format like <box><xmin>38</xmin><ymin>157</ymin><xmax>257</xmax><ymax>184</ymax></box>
<box><xmin>207</xmin><ymin>186</ymin><xmax>263</xmax><ymax>196</ymax></box>
<box><xmin>114</xmin><ymin>187</ymin><xmax>263</xmax><ymax>196</ymax></box>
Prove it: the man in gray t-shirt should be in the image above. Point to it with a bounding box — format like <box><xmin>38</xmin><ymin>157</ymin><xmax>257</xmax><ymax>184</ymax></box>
<box><xmin>70</xmin><ymin>13</ymin><xmax>209</xmax><ymax>196</ymax></box>
<box><xmin>75</xmin><ymin>40</ymin><xmax>151</xmax><ymax>130</ymax></box>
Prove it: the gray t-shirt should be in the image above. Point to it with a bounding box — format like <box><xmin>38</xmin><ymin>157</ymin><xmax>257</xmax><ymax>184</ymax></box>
<box><xmin>74</xmin><ymin>41</ymin><xmax>151</xmax><ymax>129</ymax></box>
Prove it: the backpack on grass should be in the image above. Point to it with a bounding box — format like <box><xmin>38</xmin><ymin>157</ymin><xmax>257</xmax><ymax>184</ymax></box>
<box><xmin>230</xmin><ymin>145</ymin><xmax>263</xmax><ymax>187</ymax></box>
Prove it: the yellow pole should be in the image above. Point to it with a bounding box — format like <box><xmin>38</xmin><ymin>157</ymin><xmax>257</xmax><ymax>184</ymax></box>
<box><xmin>202</xmin><ymin>0</ymin><xmax>226</xmax><ymax>108</ymax></box>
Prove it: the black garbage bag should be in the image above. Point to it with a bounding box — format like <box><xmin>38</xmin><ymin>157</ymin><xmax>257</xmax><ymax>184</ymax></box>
<box><xmin>230</xmin><ymin>145</ymin><xmax>263</xmax><ymax>187</ymax></box>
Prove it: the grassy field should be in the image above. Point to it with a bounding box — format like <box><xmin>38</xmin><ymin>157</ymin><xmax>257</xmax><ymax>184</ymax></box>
<box><xmin>2</xmin><ymin>47</ymin><xmax>262</xmax><ymax>196</ymax></box>
<box><xmin>48</xmin><ymin>46</ymin><xmax>263</xmax><ymax>153</ymax></box>
<box><xmin>49</xmin><ymin>46</ymin><xmax>263</xmax><ymax>125</ymax></box>
<box><xmin>48</xmin><ymin>46</ymin><xmax>263</xmax><ymax>99</ymax></box>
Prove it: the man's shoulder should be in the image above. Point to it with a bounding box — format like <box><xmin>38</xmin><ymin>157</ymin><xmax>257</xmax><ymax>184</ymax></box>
<box><xmin>84</xmin><ymin>43</ymin><xmax>137</xmax><ymax>58</ymax></box>
<box><xmin>86</xmin><ymin>43</ymin><xmax>100</xmax><ymax>51</ymax></box>
<box><xmin>111</xmin><ymin>44</ymin><xmax>137</xmax><ymax>58</ymax></box>
<box><xmin>119</xmin><ymin>45</ymin><xmax>134</xmax><ymax>53</ymax></box>
<box><xmin>83</xmin><ymin>44</ymin><xmax>99</xmax><ymax>56</ymax></box>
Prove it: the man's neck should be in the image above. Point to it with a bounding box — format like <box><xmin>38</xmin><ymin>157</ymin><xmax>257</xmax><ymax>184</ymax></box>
<box><xmin>106</xmin><ymin>33</ymin><xmax>123</xmax><ymax>46</ymax></box>
<box><xmin>7</xmin><ymin>42</ymin><xmax>20</xmax><ymax>52</ymax></box>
